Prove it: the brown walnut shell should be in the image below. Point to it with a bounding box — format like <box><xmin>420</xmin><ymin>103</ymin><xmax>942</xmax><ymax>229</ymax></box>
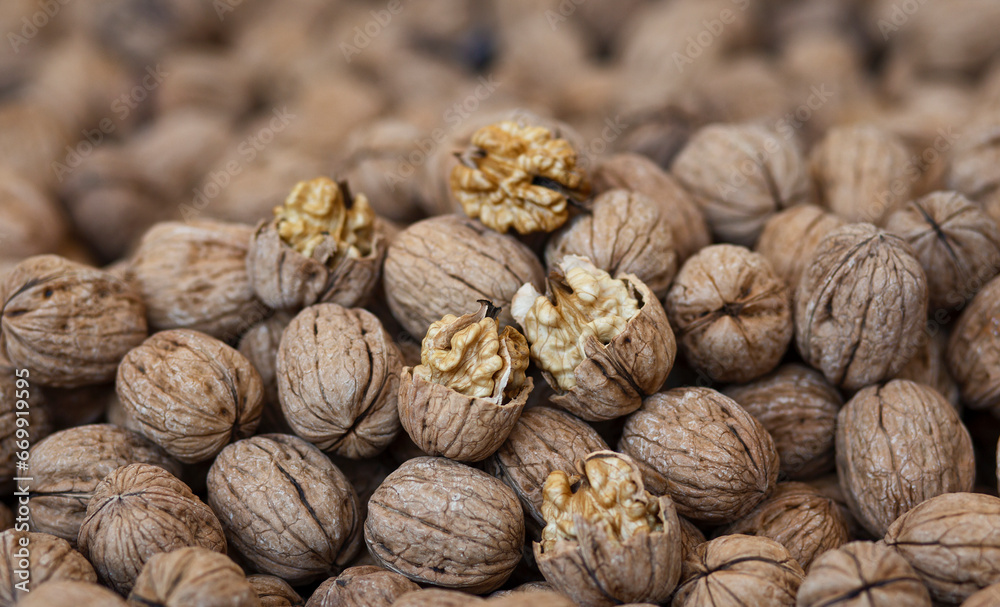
<box><xmin>948</xmin><ymin>274</ymin><xmax>1000</xmax><ymax>411</ymax></box>
<box><xmin>248</xmin><ymin>574</ymin><xmax>303</xmax><ymax>607</ymax></box>
<box><xmin>947</xmin><ymin>111</ymin><xmax>1000</xmax><ymax>226</ymax></box>
<box><xmin>895</xmin><ymin>330</ymin><xmax>960</xmax><ymax>410</ymax></box>
<box><xmin>238</xmin><ymin>311</ymin><xmax>295</xmax><ymax>433</ymax></box>
<box><xmin>127</xmin><ymin>547</ymin><xmax>261</xmax><ymax>607</ymax></box>
<box><xmin>965</xmin><ymin>583</ymin><xmax>1000</xmax><ymax>607</ymax></box>
<box><xmin>0</xmin><ymin>168</ymin><xmax>67</xmax><ymax>259</ymax></box>
<box><xmin>17</xmin><ymin>581</ymin><xmax>127</xmax><ymax>607</ymax></box>
<box><xmin>0</xmin><ymin>530</ymin><xmax>96</xmax><ymax>602</ymax></box>
<box><xmin>392</xmin><ymin>589</ymin><xmax>486</xmax><ymax>607</ymax></box>
<box><xmin>755</xmin><ymin>204</ymin><xmax>845</xmax><ymax>292</ymax></box>
<box><xmin>304</xmin><ymin>566</ymin><xmax>419</xmax><ymax>607</ymax></box>
<box><xmin>797</xmin><ymin>541</ymin><xmax>931</xmax><ymax>607</ymax></box>
<box><xmin>0</xmin><ymin>374</ymin><xmax>51</xmax><ymax>493</ymax></box>
<box><xmin>488</xmin><ymin>590</ymin><xmax>578</xmax><ymax>606</ymax></box>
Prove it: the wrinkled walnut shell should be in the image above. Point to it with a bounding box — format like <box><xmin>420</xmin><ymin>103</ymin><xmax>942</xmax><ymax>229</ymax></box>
<box><xmin>0</xmin><ymin>530</ymin><xmax>96</xmax><ymax>602</ymax></box>
<box><xmin>305</xmin><ymin>566</ymin><xmax>419</xmax><ymax>607</ymax></box>
<box><xmin>392</xmin><ymin>589</ymin><xmax>485</xmax><ymax>607</ymax></box>
<box><xmin>238</xmin><ymin>311</ymin><xmax>295</xmax><ymax>433</ymax></box>
<box><xmin>797</xmin><ymin>541</ymin><xmax>931</xmax><ymax>607</ymax></box>
<box><xmin>18</xmin><ymin>581</ymin><xmax>127</xmax><ymax>607</ymax></box>
<box><xmin>755</xmin><ymin>204</ymin><xmax>845</xmax><ymax>292</ymax></box>
<box><xmin>0</xmin><ymin>374</ymin><xmax>51</xmax><ymax>493</ymax></box>
<box><xmin>248</xmin><ymin>574</ymin><xmax>303</xmax><ymax>607</ymax></box>
<box><xmin>947</xmin><ymin>274</ymin><xmax>1000</xmax><ymax>411</ymax></box>
<box><xmin>127</xmin><ymin>547</ymin><xmax>260</xmax><ymax>607</ymax></box>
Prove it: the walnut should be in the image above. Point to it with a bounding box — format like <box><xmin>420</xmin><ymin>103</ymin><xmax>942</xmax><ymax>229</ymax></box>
<box><xmin>677</xmin><ymin>515</ymin><xmax>706</xmax><ymax>564</ymax></box>
<box><xmin>17</xmin><ymin>581</ymin><xmax>128</xmax><ymax>607</ymax></box>
<box><xmin>947</xmin><ymin>111</ymin><xmax>1000</xmax><ymax>226</ymax></box>
<box><xmin>365</xmin><ymin>456</ymin><xmax>524</xmax><ymax>593</ymax></box>
<box><xmin>399</xmin><ymin>301</ymin><xmax>532</xmax><ymax>462</ymax></box>
<box><xmin>533</xmin><ymin>451</ymin><xmax>682</xmax><ymax>607</ymax></box>
<box><xmin>450</xmin><ymin>120</ymin><xmax>591</xmax><ymax>235</ymax></box>
<box><xmin>666</xmin><ymin>244</ymin><xmax>792</xmax><ymax>383</ymax></box>
<box><xmin>724</xmin><ymin>364</ymin><xmax>843</xmax><ymax>480</ymax></box>
<box><xmin>512</xmin><ymin>256</ymin><xmax>675</xmax><ymax>421</ymax></box>
<box><xmin>486</xmin><ymin>406</ymin><xmax>609</xmax><ymax>526</ymax></box>
<box><xmin>0</xmin><ymin>255</ymin><xmax>147</xmax><ymax>388</ymax></box>
<box><xmin>673</xmin><ymin>535</ymin><xmax>805</xmax><ymax>607</ymax></box>
<box><xmin>488</xmin><ymin>591</ymin><xmax>578</xmax><ymax>607</ymax></box>
<box><xmin>383</xmin><ymin>215</ymin><xmax>545</xmax><ymax>339</ymax></box>
<box><xmin>128</xmin><ymin>220</ymin><xmax>267</xmax><ymax>341</ymax></box>
<box><xmin>0</xmin><ymin>168</ymin><xmax>67</xmax><ymax>260</ymax></box>
<box><xmin>0</xmin><ymin>530</ymin><xmax>96</xmax><ymax>602</ymax></box>
<box><xmin>619</xmin><ymin>387</ymin><xmax>779</xmax><ymax>524</ymax></box>
<box><xmin>755</xmin><ymin>204</ymin><xmax>846</xmax><ymax>291</ymax></box>
<box><xmin>672</xmin><ymin>123</ymin><xmax>811</xmax><ymax>247</ymax></box>
<box><xmin>884</xmin><ymin>492</ymin><xmax>1000</xmax><ymax>605</ymax></box>
<box><xmin>248</xmin><ymin>574</ymin><xmax>303</xmax><ymax>607</ymax></box>
<box><xmin>305</xmin><ymin>566</ymin><xmax>419</xmax><ymax>607</ymax></box>
<box><xmin>795</xmin><ymin>223</ymin><xmax>929</xmax><ymax>391</ymax></box>
<box><xmin>128</xmin><ymin>547</ymin><xmax>260</xmax><ymax>607</ymax></box>
<box><xmin>948</xmin><ymin>275</ymin><xmax>1000</xmax><ymax>411</ymax></box>
<box><xmin>797</xmin><ymin>541</ymin><xmax>931</xmax><ymax>607</ymax></box>
<box><xmin>489</xmin><ymin>582</ymin><xmax>554</xmax><ymax>599</ymax></box>
<box><xmin>884</xmin><ymin>191</ymin><xmax>1000</xmax><ymax>310</ymax></box>
<box><xmin>895</xmin><ymin>331</ymin><xmax>960</xmax><ymax>410</ymax></box>
<box><xmin>836</xmin><ymin>379</ymin><xmax>974</xmax><ymax>537</ymax></box>
<box><xmin>392</xmin><ymin>589</ymin><xmax>486</xmax><ymax>607</ymax></box>
<box><xmin>247</xmin><ymin>177</ymin><xmax>387</xmax><ymax>311</ymax></box>
<box><xmin>965</xmin><ymin>583</ymin><xmax>1000</xmax><ymax>607</ymax></box>
<box><xmin>207</xmin><ymin>434</ymin><xmax>362</xmax><ymax>584</ymax></box>
<box><xmin>0</xmin><ymin>375</ymin><xmax>51</xmax><ymax>493</ymax></box>
<box><xmin>0</xmin><ymin>504</ymin><xmax>11</xmax><ymax>531</ymax></box>
<box><xmin>77</xmin><ymin>463</ymin><xmax>226</xmax><ymax>595</ymax></box>
<box><xmin>28</xmin><ymin>424</ymin><xmax>180</xmax><ymax>545</ymax></box>
<box><xmin>277</xmin><ymin>304</ymin><xmax>402</xmax><ymax>459</ymax></box>
<box><xmin>809</xmin><ymin>125</ymin><xmax>915</xmax><ymax>225</ymax></box>
<box><xmin>238</xmin><ymin>311</ymin><xmax>295</xmax><ymax>433</ymax></box>
<box><xmin>117</xmin><ymin>329</ymin><xmax>264</xmax><ymax>464</ymax></box>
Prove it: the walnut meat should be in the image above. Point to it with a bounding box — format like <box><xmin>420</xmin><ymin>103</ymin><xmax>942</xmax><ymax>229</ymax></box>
<box><xmin>305</xmin><ymin>566</ymin><xmax>419</xmax><ymax>607</ymax></box>
<box><xmin>534</xmin><ymin>451</ymin><xmax>683</xmax><ymax>607</ymax></box>
<box><xmin>836</xmin><ymin>379</ymin><xmax>974</xmax><ymax>537</ymax></box>
<box><xmin>512</xmin><ymin>256</ymin><xmax>675</xmax><ymax>421</ymax></box>
<box><xmin>248</xmin><ymin>575</ymin><xmax>303</xmax><ymax>607</ymax></box>
<box><xmin>619</xmin><ymin>387</ymin><xmax>779</xmax><ymax>524</ymax></box>
<box><xmin>117</xmin><ymin>329</ymin><xmax>264</xmax><ymax>464</ymax></box>
<box><xmin>128</xmin><ymin>547</ymin><xmax>261</xmax><ymax>607</ymax></box>
<box><xmin>0</xmin><ymin>255</ymin><xmax>147</xmax><ymax>388</ymax></box>
<box><xmin>277</xmin><ymin>304</ymin><xmax>402</xmax><ymax>459</ymax></box>
<box><xmin>755</xmin><ymin>204</ymin><xmax>845</xmax><ymax>291</ymax></box>
<box><xmin>948</xmin><ymin>275</ymin><xmax>1000</xmax><ymax>411</ymax></box>
<box><xmin>797</xmin><ymin>541</ymin><xmax>931</xmax><ymax>607</ymax></box>
<box><xmin>545</xmin><ymin>189</ymin><xmax>679</xmax><ymax>299</ymax></box>
<box><xmin>0</xmin><ymin>530</ymin><xmax>96</xmax><ymax>602</ymax></box>
<box><xmin>18</xmin><ymin>581</ymin><xmax>128</xmax><ymax>607</ymax></box>
<box><xmin>207</xmin><ymin>434</ymin><xmax>362</xmax><ymax>585</ymax></box>
<box><xmin>365</xmin><ymin>457</ymin><xmax>525</xmax><ymax>593</ymax></box>
<box><xmin>795</xmin><ymin>223</ymin><xmax>929</xmax><ymax>391</ymax></box>
<box><xmin>29</xmin><ymin>424</ymin><xmax>180</xmax><ymax>545</ymax></box>
<box><xmin>77</xmin><ymin>463</ymin><xmax>226</xmax><ymax>595</ymax></box>
<box><xmin>884</xmin><ymin>492</ymin><xmax>1000</xmax><ymax>605</ymax></box>
<box><xmin>724</xmin><ymin>364</ymin><xmax>843</xmax><ymax>480</ymax></box>
<box><xmin>247</xmin><ymin>177</ymin><xmax>387</xmax><ymax>310</ymax></box>
<box><xmin>486</xmin><ymin>406</ymin><xmax>609</xmax><ymax>525</ymax></box>
<box><xmin>383</xmin><ymin>215</ymin><xmax>545</xmax><ymax>339</ymax></box>
<box><xmin>666</xmin><ymin>244</ymin><xmax>792</xmax><ymax>383</ymax></box>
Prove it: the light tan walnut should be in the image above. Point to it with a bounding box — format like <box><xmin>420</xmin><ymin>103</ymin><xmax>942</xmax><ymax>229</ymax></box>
<box><xmin>248</xmin><ymin>575</ymin><xmax>303</xmax><ymax>607</ymax></box>
<box><xmin>304</xmin><ymin>566</ymin><xmax>418</xmax><ymax>607</ymax></box>
<box><xmin>755</xmin><ymin>204</ymin><xmax>845</xmax><ymax>292</ymax></box>
<box><xmin>797</xmin><ymin>541</ymin><xmax>931</xmax><ymax>607</ymax></box>
<box><xmin>127</xmin><ymin>547</ymin><xmax>261</xmax><ymax>607</ymax></box>
<box><xmin>948</xmin><ymin>275</ymin><xmax>1000</xmax><ymax>411</ymax></box>
<box><xmin>0</xmin><ymin>530</ymin><xmax>96</xmax><ymax>602</ymax></box>
<box><xmin>18</xmin><ymin>581</ymin><xmax>127</xmax><ymax>607</ymax></box>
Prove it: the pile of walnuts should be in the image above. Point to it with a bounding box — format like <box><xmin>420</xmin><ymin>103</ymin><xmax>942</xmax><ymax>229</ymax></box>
<box><xmin>5</xmin><ymin>1</ymin><xmax>1000</xmax><ymax>606</ymax></box>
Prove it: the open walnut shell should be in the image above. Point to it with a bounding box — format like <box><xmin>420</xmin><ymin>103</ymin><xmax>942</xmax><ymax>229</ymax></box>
<box><xmin>248</xmin><ymin>177</ymin><xmax>387</xmax><ymax>310</ymax></box>
<box><xmin>512</xmin><ymin>256</ymin><xmax>675</xmax><ymax>421</ymax></box>
<box><xmin>398</xmin><ymin>301</ymin><xmax>533</xmax><ymax>462</ymax></box>
<box><xmin>533</xmin><ymin>451</ymin><xmax>682</xmax><ymax>607</ymax></box>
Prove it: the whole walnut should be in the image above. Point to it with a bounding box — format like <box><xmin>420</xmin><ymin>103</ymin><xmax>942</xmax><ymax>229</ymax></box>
<box><xmin>17</xmin><ymin>581</ymin><xmax>127</xmax><ymax>607</ymax></box>
<box><xmin>545</xmin><ymin>189</ymin><xmax>679</xmax><ymax>299</ymax></box>
<box><xmin>965</xmin><ymin>583</ymin><xmax>1000</xmax><ymax>607</ymax></box>
<box><xmin>755</xmin><ymin>204</ymin><xmax>845</xmax><ymax>291</ymax></box>
<box><xmin>947</xmin><ymin>110</ymin><xmax>1000</xmax><ymax>226</ymax></box>
<box><xmin>672</xmin><ymin>123</ymin><xmax>811</xmax><ymax>247</ymax></box>
<box><xmin>795</xmin><ymin>223</ymin><xmax>929</xmax><ymax>391</ymax></box>
<box><xmin>0</xmin><ymin>504</ymin><xmax>11</xmax><ymax>531</ymax></box>
<box><xmin>885</xmin><ymin>191</ymin><xmax>1000</xmax><ymax>310</ymax></box>
<box><xmin>677</xmin><ymin>515</ymin><xmax>706</xmax><ymax>564</ymax></box>
<box><xmin>365</xmin><ymin>457</ymin><xmax>524</xmax><ymax>593</ymax></box>
<box><xmin>128</xmin><ymin>547</ymin><xmax>261</xmax><ymax>607</ymax></box>
<box><xmin>884</xmin><ymin>492</ymin><xmax>1000</xmax><ymax>604</ymax></box>
<box><xmin>207</xmin><ymin>435</ymin><xmax>362</xmax><ymax>585</ymax></box>
<box><xmin>895</xmin><ymin>331</ymin><xmax>961</xmax><ymax>409</ymax></box>
<box><xmin>238</xmin><ymin>311</ymin><xmax>295</xmax><ymax>433</ymax></box>
<box><xmin>486</xmin><ymin>406</ymin><xmax>609</xmax><ymax>526</ymax></box>
<box><xmin>29</xmin><ymin>424</ymin><xmax>180</xmax><ymax>545</ymax></box>
<box><xmin>512</xmin><ymin>256</ymin><xmax>676</xmax><ymax>421</ymax></box>
<box><xmin>619</xmin><ymin>387</ymin><xmax>779</xmax><ymax>524</ymax></box>
<box><xmin>948</xmin><ymin>274</ymin><xmax>1000</xmax><ymax>411</ymax></box>
<box><xmin>836</xmin><ymin>379</ymin><xmax>974</xmax><ymax>537</ymax></box>
<box><xmin>673</xmin><ymin>534</ymin><xmax>805</xmax><ymax>607</ymax></box>
<box><xmin>0</xmin><ymin>168</ymin><xmax>67</xmax><ymax>260</ymax></box>
<box><xmin>488</xmin><ymin>590</ymin><xmax>578</xmax><ymax>606</ymax></box>
<box><xmin>797</xmin><ymin>541</ymin><xmax>931</xmax><ymax>607</ymax></box>
<box><xmin>248</xmin><ymin>575</ymin><xmax>303</xmax><ymax>607</ymax></box>
<box><xmin>0</xmin><ymin>530</ymin><xmax>96</xmax><ymax>602</ymax></box>
<box><xmin>128</xmin><ymin>220</ymin><xmax>267</xmax><ymax>342</ymax></box>
<box><xmin>666</xmin><ymin>244</ymin><xmax>792</xmax><ymax>383</ymax></box>
<box><xmin>383</xmin><ymin>214</ymin><xmax>545</xmax><ymax>339</ymax></box>
<box><xmin>724</xmin><ymin>364</ymin><xmax>843</xmax><ymax>480</ymax></box>
<box><xmin>534</xmin><ymin>451</ymin><xmax>683</xmax><ymax>606</ymax></box>
<box><xmin>305</xmin><ymin>566</ymin><xmax>419</xmax><ymax>607</ymax></box>
<box><xmin>277</xmin><ymin>304</ymin><xmax>402</xmax><ymax>459</ymax></box>
<box><xmin>0</xmin><ymin>255</ymin><xmax>147</xmax><ymax>388</ymax></box>
<box><xmin>117</xmin><ymin>329</ymin><xmax>264</xmax><ymax>464</ymax></box>
<box><xmin>77</xmin><ymin>463</ymin><xmax>226</xmax><ymax>595</ymax></box>
<box><xmin>0</xmin><ymin>374</ymin><xmax>51</xmax><ymax>493</ymax></box>
<box><xmin>392</xmin><ymin>589</ymin><xmax>485</xmax><ymax>607</ymax></box>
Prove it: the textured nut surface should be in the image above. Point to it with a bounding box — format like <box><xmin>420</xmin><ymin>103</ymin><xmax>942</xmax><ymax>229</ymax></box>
<box><xmin>884</xmin><ymin>492</ymin><xmax>1000</xmax><ymax>605</ymax></box>
<box><xmin>0</xmin><ymin>374</ymin><xmax>51</xmax><ymax>489</ymax></box>
<box><xmin>836</xmin><ymin>380</ymin><xmax>974</xmax><ymax>537</ymax></box>
<box><xmin>17</xmin><ymin>581</ymin><xmax>127</xmax><ymax>607</ymax></box>
<box><xmin>128</xmin><ymin>547</ymin><xmax>261</xmax><ymax>607</ymax></box>
<box><xmin>619</xmin><ymin>387</ymin><xmax>779</xmax><ymax>524</ymax></box>
<box><xmin>28</xmin><ymin>424</ymin><xmax>179</xmax><ymax>545</ymax></box>
<box><xmin>238</xmin><ymin>311</ymin><xmax>294</xmax><ymax>432</ymax></box>
<box><xmin>304</xmin><ymin>566</ymin><xmax>419</xmax><ymax>607</ymax></box>
<box><xmin>947</xmin><ymin>112</ymin><xmax>1000</xmax><ymax>226</ymax></box>
<box><xmin>666</xmin><ymin>244</ymin><xmax>792</xmax><ymax>383</ymax></box>
<box><xmin>0</xmin><ymin>168</ymin><xmax>67</xmax><ymax>259</ymax></box>
<box><xmin>77</xmin><ymin>463</ymin><xmax>226</xmax><ymax>595</ymax></box>
<box><xmin>964</xmin><ymin>583</ymin><xmax>1000</xmax><ymax>607</ymax></box>
<box><xmin>673</xmin><ymin>534</ymin><xmax>805</xmax><ymax>607</ymax></box>
<box><xmin>0</xmin><ymin>255</ymin><xmax>147</xmax><ymax>388</ymax></box>
<box><xmin>383</xmin><ymin>215</ymin><xmax>545</xmax><ymax>339</ymax></box>
<box><xmin>488</xmin><ymin>590</ymin><xmax>578</xmax><ymax>606</ymax></box>
<box><xmin>545</xmin><ymin>189</ymin><xmax>678</xmax><ymax>299</ymax></box>
<box><xmin>755</xmin><ymin>204</ymin><xmax>846</xmax><ymax>292</ymax></box>
<box><xmin>277</xmin><ymin>304</ymin><xmax>402</xmax><ymax>459</ymax></box>
<box><xmin>207</xmin><ymin>434</ymin><xmax>362</xmax><ymax>584</ymax></box>
<box><xmin>117</xmin><ymin>329</ymin><xmax>264</xmax><ymax>464</ymax></box>
<box><xmin>247</xmin><ymin>574</ymin><xmax>303</xmax><ymax>607</ymax></box>
<box><xmin>392</xmin><ymin>588</ymin><xmax>486</xmax><ymax>607</ymax></box>
<box><xmin>895</xmin><ymin>331</ymin><xmax>960</xmax><ymax>409</ymax></box>
<box><xmin>795</xmin><ymin>223</ymin><xmax>928</xmax><ymax>391</ymax></box>
<box><xmin>797</xmin><ymin>541</ymin><xmax>931</xmax><ymax>607</ymax></box>
<box><xmin>724</xmin><ymin>364</ymin><xmax>842</xmax><ymax>480</ymax></box>
<box><xmin>0</xmin><ymin>530</ymin><xmax>96</xmax><ymax>602</ymax></box>
<box><xmin>948</xmin><ymin>274</ymin><xmax>1000</xmax><ymax>411</ymax></box>
<box><xmin>364</xmin><ymin>456</ymin><xmax>524</xmax><ymax>593</ymax></box>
